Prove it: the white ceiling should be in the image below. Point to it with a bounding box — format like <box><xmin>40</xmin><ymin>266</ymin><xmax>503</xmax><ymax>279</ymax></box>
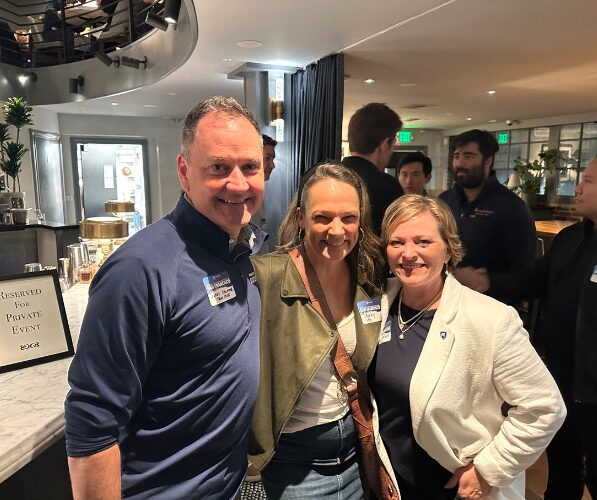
<box><xmin>44</xmin><ymin>0</ymin><xmax>597</xmax><ymax>132</ymax></box>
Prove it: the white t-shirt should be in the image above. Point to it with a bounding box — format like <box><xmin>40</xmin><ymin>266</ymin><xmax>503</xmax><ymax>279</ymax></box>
<box><xmin>282</xmin><ymin>312</ymin><xmax>357</xmax><ymax>433</ymax></box>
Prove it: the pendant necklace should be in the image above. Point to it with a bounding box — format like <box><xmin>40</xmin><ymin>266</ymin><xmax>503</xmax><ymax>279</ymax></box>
<box><xmin>397</xmin><ymin>288</ymin><xmax>442</xmax><ymax>340</ymax></box>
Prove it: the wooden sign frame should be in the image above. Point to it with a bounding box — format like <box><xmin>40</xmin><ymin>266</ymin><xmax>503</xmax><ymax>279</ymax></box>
<box><xmin>0</xmin><ymin>270</ymin><xmax>73</xmax><ymax>374</ymax></box>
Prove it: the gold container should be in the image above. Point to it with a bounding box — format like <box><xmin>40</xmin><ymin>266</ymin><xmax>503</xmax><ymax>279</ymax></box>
<box><xmin>105</xmin><ymin>200</ymin><xmax>135</xmax><ymax>213</ymax></box>
<box><xmin>80</xmin><ymin>216</ymin><xmax>129</xmax><ymax>239</ymax></box>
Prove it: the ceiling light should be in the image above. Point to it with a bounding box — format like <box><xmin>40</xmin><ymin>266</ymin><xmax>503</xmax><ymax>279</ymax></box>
<box><xmin>364</xmin><ymin>78</ymin><xmax>375</xmax><ymax>84</ymax></box>
<box><xmin>111</xmin><ymin>102</ymin><xmax>119</xmax><ymax>106</ymax></box>
<box><xmin>466</xmin><ymin>117</ymin><xmax>472</xmax><ymax>121</ymax></box>
<box><xmin>144</xmin><ymin>104</ymin><xmax>157</xmax><ymax>108</ymax></box>
<box><xmin>168</xmin><ymin>92</ymin><xmax>176</xmax><ymax>96</ymax></box>
<box><xmin>489</xmin><ymin>119</ymin><xmax>497</xmax><ymax>123</ymax></box>
<box><xmin>95</xmin><ymin>50</ymin><xmax>119</xmax><ymax>67</ymax></box>
<box><xmin>121</xmin><ymin>56</ymin><xmax>148</xmax><ymax>70</ymax></box>
<box><xmin>445</xmin><ymin>112</ymin><xmax>453</xmax><ymax>116</ymax></box>
<box><xmin>145</xmin><ymin>11</ymin><xmax>169</xmax><ymax>31</ymax></box>
<box><xmin>222</xmin><ymin>58</ymin><xmax>232</xmax><ymax>63</ymax></box>
<box><xmin>486</xmin><ymin>90</ymin><xmax>496</xmax><ymax>95</ymax></box>
<box><xmin>164</xmin><ymin>0</ymin><xmax>181</xmax><ymax>24</ymax></box>
<box><xmin>398</xmin><ymin>82</ymin><xmax>417</xmax><ymax>87</ymax></box>
<box><xmin>236</xmin><ymin>40</ymin><xmax>263</xmax><ymax>48</ymax></box>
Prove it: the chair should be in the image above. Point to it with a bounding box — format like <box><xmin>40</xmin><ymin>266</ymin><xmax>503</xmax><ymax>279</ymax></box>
<box><xmin>28</xmin><ymin>16</ymin><xmax>65</xmax><ymax>66</ymax></box>
<box><xmin>97</xmin><ymin>1</ymin><xmax>131</xmax><ymax>43</ymax></box>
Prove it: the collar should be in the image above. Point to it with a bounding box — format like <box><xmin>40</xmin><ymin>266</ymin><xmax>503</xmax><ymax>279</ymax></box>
<box><xmin>170</xmin><ymin>194</ymin><xmax>267</xmax><ymax>260</ymax></box>
<box><xmin>342</xmin><ymin>155</ymin><xmax>380</xmax><ymax>173</ymax></box>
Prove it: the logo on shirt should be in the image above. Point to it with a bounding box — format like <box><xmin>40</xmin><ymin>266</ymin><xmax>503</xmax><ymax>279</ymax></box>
<box><xmin>472</xmin><ymin>208</ymin><xmax>494</xmax><ymax>218</ymax></box>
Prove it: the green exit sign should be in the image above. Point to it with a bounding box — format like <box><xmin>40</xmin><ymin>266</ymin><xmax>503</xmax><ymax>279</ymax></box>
<box><xmin>398</xmin><ymin>131</ymin><xmax>412</xmax><ymax>143</ymax></box>
<box><xmin>498</xmin><ymin>133</ymin><xmax>509</xmax><ymax>144</ymax></box>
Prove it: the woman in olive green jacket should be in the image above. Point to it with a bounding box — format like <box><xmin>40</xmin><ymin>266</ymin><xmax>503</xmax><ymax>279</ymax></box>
<box><xmin>249</xmin><ymin>162</ymin><xmax>386</xmax><ymax>499</ymax></box>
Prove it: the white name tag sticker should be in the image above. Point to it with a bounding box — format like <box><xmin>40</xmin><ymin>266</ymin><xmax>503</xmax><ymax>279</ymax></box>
<box><xmin>203</xmin><ymin>272</ymin><xmax>236</xmax><ymax>306</ymax></box>
<box><xmin>357</xmin><ymin>299</ymin><xmax>382</xmax><ymax>324</ymax></box>
<box><xmin>591</xmin><ymin>265</ymin><xmax>597</xmax><ymax>284</ymax></box>
<box><xmin>379</xmin><ymin>319</ymin><xmax>392</xmax><ymax>344</ymax></box>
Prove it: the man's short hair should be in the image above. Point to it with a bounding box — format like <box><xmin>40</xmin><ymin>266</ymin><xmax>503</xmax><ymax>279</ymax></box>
<box><xmin>398</xmin><ymin>152</ymin><xmax>432</xmax><ymax>177</ymax></box>
<box><xmin>262</xmin><ymin>134</ymin><xmax>277</xmax><ymax>148</ymax></box>
<box><xmin>347</xmin><ymin>103</ymin><xmax>402</xmax><ymax>155</ymax></box>
<box><xmin>452</xmin><ymin>129</ymin><xmax>499</xmax><ymax>167</ymax></box>
<box><xmin>181</xmin><ymin>96</ymin><xmax>260</xmax><ymax>159</ymax></box>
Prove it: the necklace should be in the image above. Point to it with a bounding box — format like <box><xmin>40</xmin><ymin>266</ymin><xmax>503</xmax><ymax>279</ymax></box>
<box><xmin>397</xmin><ymin>288</ymin><xmax>442</xmax><ymax>340</ymax></box>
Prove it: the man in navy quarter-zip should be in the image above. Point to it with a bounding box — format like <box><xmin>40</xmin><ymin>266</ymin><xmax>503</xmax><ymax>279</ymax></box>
<box><xmin>439</xmin><ymin>129</ymin><xmax>536</xmax><ymax>303</ymax></box>
<box><xmin>65</xmin><ymin>96</ymin><xmax>266</xmax><ymax>500</ymax></box>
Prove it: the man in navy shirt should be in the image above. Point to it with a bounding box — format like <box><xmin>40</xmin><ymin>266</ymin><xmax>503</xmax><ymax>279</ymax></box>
<box><xmin>65</xmin><ymin>97</ymin><xmax>265</xmax><ymax>499</ymax></box>
<box><xmin>439</xmin><ymin>129</ymin><xmax>536</xmax><ymax>301</ymax></box>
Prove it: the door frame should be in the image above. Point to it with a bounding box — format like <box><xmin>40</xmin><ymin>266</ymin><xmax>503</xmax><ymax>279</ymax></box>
<box><xmin>70</xmin><ymin>137</ymin><xmax>151</xmax><ymax>224</ymax></box>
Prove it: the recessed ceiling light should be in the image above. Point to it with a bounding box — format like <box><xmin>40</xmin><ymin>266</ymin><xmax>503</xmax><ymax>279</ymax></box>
<box><xmin>144</xmin><ymin>104</ymin><xmax>157</xmax><ymax>108</ymax></box>
<box><xmin>489</xmin><ymin>119</ymin><xmax>497</xmax><ymax>123</ymax></box>
<box><xmin>236</xmin><ymin>40</ymin><xmax>263</xmax><ymax>48</ymax></box>
<box><xmin>398</xmin><ymin>82</ymin><xmax>417</xmax><ymax>87</ymax></box>
<box><xmin>111</xmin><ymin>102</ymin><xmax>119</xmax><ymax>106</ymax></box>
<box><xmin>222</xmin><ymin>58</ymin><xmax>233</xmax><ymax>63</ymax></box>
<box><xmin>168</xmin><ymin>92</ymin><xmax>176</xmax><ymax>96</ymax></box>
<box><xmin>486</xmin><ymin>90</ymin><xmax>496</xmax><ymax>95</ymax></box>
<box><xmin>445</xmin><ymin>112</ymin><xmax>453</xmax><ymax>116</ymax></box>
<box><xmin>364</xmin><ymin>78</ymin><xmax>375</xmax><ymax>84</ymax></box>
<box><xmin>466</xmin><ymin>117</ymin><xmax>473</xmax><ymax>121</ymax></box>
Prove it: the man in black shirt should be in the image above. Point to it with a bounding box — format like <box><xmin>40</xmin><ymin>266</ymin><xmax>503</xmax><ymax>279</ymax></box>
<box><xmin>459</xmin><ymin>158</ymin><xmax>597</xmax><ymax>500</ymax></box>
<box><xmin>439</xmin><ymin>129</ymin><xmax>536</xmax><ymax>301</ymax></box>
<box><xmin>342</xmin><ymin>103</ymin><xmax>404</xmax><ymax>234</ymax></box>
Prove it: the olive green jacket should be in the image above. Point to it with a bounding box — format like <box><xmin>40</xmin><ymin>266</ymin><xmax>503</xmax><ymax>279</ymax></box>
<box><xmin>248</xmin><ymin>252</ymin><xmax>382</xmax><ymax>470</ymax></box>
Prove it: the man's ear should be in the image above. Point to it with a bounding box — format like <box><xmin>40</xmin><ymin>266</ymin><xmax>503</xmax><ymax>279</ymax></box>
<box><xmin>177</xmin><ymin>153</ymin><xmax>190</xmax><ymax>192</ymax></box>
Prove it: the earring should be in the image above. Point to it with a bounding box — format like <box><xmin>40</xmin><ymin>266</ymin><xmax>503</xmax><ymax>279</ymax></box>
<box><xmin>298</xmin><ymin>228</ymin><xmax>305</xmax><ymax>241</ymax></box>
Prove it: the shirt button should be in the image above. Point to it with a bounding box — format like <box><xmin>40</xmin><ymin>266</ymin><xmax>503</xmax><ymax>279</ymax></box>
<box><xmin>452</xmin><ymin>447</ymin><xmax>459</xmax><ymax>456</ymax></box>
<box><xmin>281</xmin><ymin>289</ymin><xmax>288</xmax><ymax>296</ymax></box>
<box><xmin>329</xmin><ymin>330</ymin><xmax>335</xmax><ymax>337</ymax></box>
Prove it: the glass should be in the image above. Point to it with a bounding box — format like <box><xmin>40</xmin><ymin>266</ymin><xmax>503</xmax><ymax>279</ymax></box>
<box><xmin>24</xmin><ymin>263</ymin><xmax>42</xmax><ymax>272</ymax></box>
<box><xmin>510</xmin><ymin>128</ymin><xmax>530</xmax><ymax>143</ymax></box>
<box><xmin>509</xmin><ymin>144</ymin><xmax>528</xmax><ymax>163</ymax></box>
<box><xmin>580</xmin><ymin>138</ymin><xmax>597</xmax><ymax>169</ymax></box>
<box><xmin>582</xmin><ymin>122</ymin><xmax>597</xmax><ymax>139</ymax></box>
<box><xmin>560</xmin><ymin>123</ymin><xmax>582</xmax><ymax>141</ymax></box>
<box><xmin>531</xmin><ymin>127</ymin><xmax>550</xmax><ymax>142</ymax></box>
<box><xmin>34</xmin><ymin>209</ymin><xmax>46</xmax><ymax>224</ymax></box>
<box><xmin>494</xmin><ymin>169</ymin><xmax>509</xmax><ymax>185</ymax></box>
<box><xmin>556</xmin><ymin>169</ymin><xmax>578</xmax><ymax>196</ymax></box>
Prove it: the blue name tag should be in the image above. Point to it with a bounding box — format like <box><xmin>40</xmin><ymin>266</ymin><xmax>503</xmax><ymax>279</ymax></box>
<box><xmin>203</xmin><ymin>271</ymin><xmax>236</xmax><ymax>306</ymax></box>
<box><xmin>357</xmin><ymin>299</ymin><xmax>382</xmax><ymax>324</ymax></box>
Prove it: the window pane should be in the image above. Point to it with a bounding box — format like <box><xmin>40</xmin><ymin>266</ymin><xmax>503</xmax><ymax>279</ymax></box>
<box><xmin>560</xmin><ymin>123</ymin><xmax>582</xmax><ymax>140</ymax></box>
<box><xmin>509</xmin><ymin>144</ymin><xmax>528</xmax><ymax>163</ymax></box>
<box><xmin>529</xmin><ymin>142</ymin><xmax>548</xmax><ymax>160</ymax></box>
<box><xmin>510</xmin><ymin>128</ymin><xmax>529</xmax><ymax>143</ymax></box>
<box><xmin>556</xmin><ymin>169</ymin><xmax>578</xmax><ymax>196</ymax></box>
<box><xmin>580</xmin><ymin>138</ymin><xmax>597</xmax><ymax>168</ymax></box>
<box><xmin>556</xmin><ymin>141</ymin><xmax>580</xmax><ymax>196</ymax></box>
<box><xmin>494</xmin><ymin>169</ymin><xmax>509</xmax><ymax>185</ymax></box>
<box><xmin>531</xmin><ymin>127</ymin><xmax>550</xmax><ymax>142</ymax></box>
<box><xmin>582</xmin><ymin>123</ymin><xmax>597</xmax><ymax>139</ymax></box>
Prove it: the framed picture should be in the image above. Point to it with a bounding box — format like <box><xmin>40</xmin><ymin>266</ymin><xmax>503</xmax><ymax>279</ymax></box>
<box><xmin>0</xmin><ymin>270</ymin><xmax>73</xmax><ymax>374</ymax></box>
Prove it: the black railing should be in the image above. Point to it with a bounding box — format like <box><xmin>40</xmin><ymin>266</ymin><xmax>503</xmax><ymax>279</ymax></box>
<box><xmin>0</xmin><ymin>0</ymin><xmax>163</xmax><ymax>68</ymax></box>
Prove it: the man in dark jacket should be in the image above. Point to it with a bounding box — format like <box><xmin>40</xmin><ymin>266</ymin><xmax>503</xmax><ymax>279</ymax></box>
<box><xmin>342</xmin><ymin>103</ymin><xmax>404</xmax><ymax>234</ymax></box>
<box><xmin>459</xmin><ymin>157</ymin><xmax>597</xmax><ymax>500</ymax></box>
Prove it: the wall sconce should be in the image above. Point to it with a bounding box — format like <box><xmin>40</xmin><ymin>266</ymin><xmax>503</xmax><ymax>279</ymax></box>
<box><xmin>95</xmin><ymin>50</ymin><xmax>120</xmax><ymax>67</ymax></box>
<box><xmin>120</xmin><ymin>56</ymin><xmax>148</xmax><ymax>70</ymax></box>
<box><xmin>270</xmin><ymin>99</ymin><xmax>284</xmax><ymax>123</ymax></box>
<box><xmin>69</xmin><ymin>75</ymin><xmax>84</xmax><ymax>94</ymax></box>
<box><xmin>145</xmin><ymin>12</ymin><xmax>169</xmax><ymax>31</ymax></box>
<box><xmin>17</xmin><ymin>72</ymin><xmax>37</xmax><ymax>85</ymax></box>
<box><xmin>164</xmin><ymin>0</ymin><xmax>181</xmax><ymax>24</ymax></box>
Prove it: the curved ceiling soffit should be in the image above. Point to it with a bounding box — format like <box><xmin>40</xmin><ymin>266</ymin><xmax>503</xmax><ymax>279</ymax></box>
<box><xmin>0</xmin><ymin>0</ymin><xmax>198</xmax><ymax>106</ymax></box>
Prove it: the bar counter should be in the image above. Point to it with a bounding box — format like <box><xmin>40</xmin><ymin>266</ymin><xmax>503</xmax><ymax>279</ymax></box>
<box><xmin>0</xmin><ymin>284</ymin><xmax>89</xmax><ymax>483</ymax></box>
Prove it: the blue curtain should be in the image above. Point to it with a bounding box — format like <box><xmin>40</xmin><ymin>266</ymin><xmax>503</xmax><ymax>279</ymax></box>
<box><xmin>288</xmin><ymin>53</ymin><xmax>344</xmax><ymax>194</ymax></box>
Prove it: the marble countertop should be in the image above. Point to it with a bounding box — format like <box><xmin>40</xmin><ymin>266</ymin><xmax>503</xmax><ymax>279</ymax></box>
<box><xmin>0</xmin><ymin>284</ymin><xmax>89</xmax><ymax>483</ymax></box>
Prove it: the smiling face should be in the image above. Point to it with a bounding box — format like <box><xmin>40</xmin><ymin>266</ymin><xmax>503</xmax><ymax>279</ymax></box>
<box><xmin>177</xmin><ymin>112</ymin><xmax>264</xmax><ymax>237</ymax></box>
<box><xmin>263</xmin><ymin>144</ymin><xmax>276</xmax><ymax>181</ymax></box>
<box><xmin>575</xmin><ymin>158</ymin><xmax>597</xmax><ymax>223</ymax></box>
<box><xmin>298</xmin><ymin>178</ymin><xmax>360</xmax><ymax>267</ymax></box>
<box><xmin>386</xmin><ymin>210</ymin><xmax>450</xmax><ymax>292</ymax></box>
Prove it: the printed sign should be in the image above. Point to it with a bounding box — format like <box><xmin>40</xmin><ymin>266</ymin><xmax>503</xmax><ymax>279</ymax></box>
<box><xmin>0</xmin><ymin>271</ymin><xmax>73</xmax><ymax>373</ymax></box>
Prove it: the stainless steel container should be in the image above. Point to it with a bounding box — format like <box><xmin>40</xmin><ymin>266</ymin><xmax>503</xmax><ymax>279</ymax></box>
<box><xmin>24</xmin><ymin>263</ymin><xmax>43</xmax><ymax>272</ymax></box>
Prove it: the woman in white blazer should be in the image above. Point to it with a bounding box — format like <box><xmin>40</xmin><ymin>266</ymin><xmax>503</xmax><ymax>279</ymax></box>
<box><xmin>368</xmin><ymin>195</ymin><xmax>566</xmax><ymax>500</ymax></box>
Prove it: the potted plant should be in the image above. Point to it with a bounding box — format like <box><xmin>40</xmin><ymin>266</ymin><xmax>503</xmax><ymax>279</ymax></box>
<box><xmin>512</xmin><ymin>149</ymin><xmax>563</xmax><ymax>205</ymax></box>
<box><xmin>0</xmin><ymin>97</ymin><xmax>34</xmax><ymax>206</ymax></box>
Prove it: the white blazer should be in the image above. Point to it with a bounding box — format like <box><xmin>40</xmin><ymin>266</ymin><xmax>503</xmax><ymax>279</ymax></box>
<box><xmin>373</xmin><ymin>274</ymin><xmax>566</xmax><ymax>500</ymax></box>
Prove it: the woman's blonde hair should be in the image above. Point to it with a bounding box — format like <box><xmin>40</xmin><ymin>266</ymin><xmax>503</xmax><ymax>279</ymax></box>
<box><xmin>381</xmin><ymin>194</ymin><xmax>464</xmax><ymax>271</ymax></box>
<box><xmin>278</xmin><ymin>161</ymin><xmax>385</xmax><ymax>296</ymax></box>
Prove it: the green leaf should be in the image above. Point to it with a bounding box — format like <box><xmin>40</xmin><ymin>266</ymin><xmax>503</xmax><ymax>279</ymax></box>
<box><xmin>0</xmin><ymin>142</ymin><xmax>27</xmax><ymax>180</ymax></box>
<box><xmin>4</xmin><ymin>97</ymin><xmax>33</xmax><ymax>130</ymax></box>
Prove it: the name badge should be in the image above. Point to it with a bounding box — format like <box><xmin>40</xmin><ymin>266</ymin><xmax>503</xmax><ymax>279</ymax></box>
<box><xmin>357</xmin><ymin>299</ymin><xmax>382</xmax><ymax>324</ymax></box>
<box><xmin>203</xmin><ymin>271</ymin><xmax>236</xmax><ymax>306</ymax></box>
<box><xmin>379</xmin><ymin>319</ymin><xmax>392</xmax><ymax>345</ymax></box>
<box><xmin>591</xmin><ymin>265</ymin><xmax>597</xmax><ymax>284</ymax></box>
<box><xmin>248</xmin><ymin>271</ymin><xmax>257</xmax><ymax>284</ymax></box>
